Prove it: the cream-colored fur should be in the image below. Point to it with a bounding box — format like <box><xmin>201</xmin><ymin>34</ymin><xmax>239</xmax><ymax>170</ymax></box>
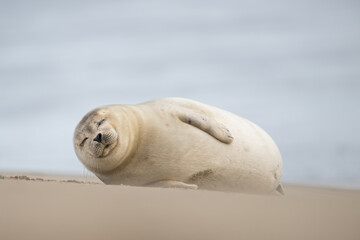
<box><xmin>73</xmin><ymin>98</ymin><xmax>283</xmax><ymax>194</ymax></box>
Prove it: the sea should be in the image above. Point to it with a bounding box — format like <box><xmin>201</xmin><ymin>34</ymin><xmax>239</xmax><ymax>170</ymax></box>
<box><xmin>1</xmin><ymin>0</ymin><xmax>359</xmax><ymax>188</ymax></box>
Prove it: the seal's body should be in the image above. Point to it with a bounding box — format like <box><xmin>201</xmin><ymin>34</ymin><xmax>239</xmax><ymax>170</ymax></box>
<box><xmin>74</xmin><ymin>98</ymin><xmax>283</xmax><ymax>194</ymax></box>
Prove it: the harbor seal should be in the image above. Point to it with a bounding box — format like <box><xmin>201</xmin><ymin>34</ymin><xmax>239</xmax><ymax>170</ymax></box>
<box><xmin>73</xmin><ymin>98</ymin><xmax>283</xmax><ymax>194</ymax></box>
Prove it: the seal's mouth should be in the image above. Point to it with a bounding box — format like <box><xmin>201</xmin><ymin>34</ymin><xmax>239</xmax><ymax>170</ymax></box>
<box><xmin>100</xmin><ymin>141</ymin><xmax>117</xmax><ymax>157</ymax></box>
<box><xmin>90</xmin><ymin>140</ymin><xmax>117</xmax><ymax>158</ymax></box>
<box><xmin>89</xmin><ymin>129</ymin><xmax>118</xmax><ymax>158</ymax></box>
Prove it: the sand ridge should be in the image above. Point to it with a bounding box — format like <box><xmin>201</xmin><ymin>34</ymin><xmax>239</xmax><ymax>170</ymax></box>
<box><xmin>0</xmin><ymin>174</ymin><xmax>101</xmax><ymax>185</ymax></box>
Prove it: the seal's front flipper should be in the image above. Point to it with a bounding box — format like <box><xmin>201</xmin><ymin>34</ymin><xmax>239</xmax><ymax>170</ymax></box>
<box><xmin>146</xmin><ymin>180</ymin><xmax>198</xmax><ymax>190</ymax></box>
<box><xmin>179</xmin><ymin>112</ymin><xmax>234</xmax><ymax>144</ymax></box>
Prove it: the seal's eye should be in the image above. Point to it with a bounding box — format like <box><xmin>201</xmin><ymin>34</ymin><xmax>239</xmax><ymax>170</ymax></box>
<box><xmin>98</xmin><ymin>119</ymin><xmax>106</xmax><ymax>127</ymax></box>
<box><xmin>80</xmin><ymin>137</ymin><xmax>88</xmax><ymax>147</ymax></box>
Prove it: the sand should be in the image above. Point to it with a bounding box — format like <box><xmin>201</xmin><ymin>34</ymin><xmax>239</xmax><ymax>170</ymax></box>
<box><xmin>1</xmin><ymin>173</ymin><xmax>359</xmax><ymax>240</ymax></box>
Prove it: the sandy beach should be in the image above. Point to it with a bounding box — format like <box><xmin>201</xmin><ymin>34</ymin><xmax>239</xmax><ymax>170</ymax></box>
<box><xmin>1</xmin><ymin>173</ymin><xmax>359</xmax><ymax>240</ymax></box>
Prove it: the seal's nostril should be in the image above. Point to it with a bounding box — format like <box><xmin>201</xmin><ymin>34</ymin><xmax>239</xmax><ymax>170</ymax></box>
<box><xmin>93</xmin><ymin>133</ymin><xmax>102</xmax><ymax>143</ymax></box>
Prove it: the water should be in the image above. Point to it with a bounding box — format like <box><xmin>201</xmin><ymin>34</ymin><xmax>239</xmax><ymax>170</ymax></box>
<box><xmin>1</xmin><ymin>0</ymin><xmax>360</xmax><ymax>188</ymax></box>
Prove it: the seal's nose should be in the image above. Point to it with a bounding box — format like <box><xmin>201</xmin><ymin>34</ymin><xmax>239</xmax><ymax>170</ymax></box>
<box><xmin>93</xmin><ymin>133</ymin><xmax>102</xmax><ymax>143</ymax></box>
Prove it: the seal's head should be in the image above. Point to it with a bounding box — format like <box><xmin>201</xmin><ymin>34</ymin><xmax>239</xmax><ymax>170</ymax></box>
<box><xmin>73</xmin><ymin>107</ymin><xmax>121</xmax><ymax>173</ymax></box>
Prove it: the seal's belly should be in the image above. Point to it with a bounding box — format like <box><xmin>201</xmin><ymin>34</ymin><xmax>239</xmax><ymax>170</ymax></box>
<box><xmin>133</xmin><ymin>112</ymin><xmax>282</xmax><ymax>192</ymax></box>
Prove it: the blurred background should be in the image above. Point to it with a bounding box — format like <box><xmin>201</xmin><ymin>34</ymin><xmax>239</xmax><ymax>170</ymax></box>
<box><xmin>1</xmin><ymin>0</ymin><xmax>359</xmax><ymax>188</ymax></box>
